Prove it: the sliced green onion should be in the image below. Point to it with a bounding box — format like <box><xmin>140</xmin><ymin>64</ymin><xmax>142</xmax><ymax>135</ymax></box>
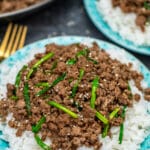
<box><xmin>51</xmin><ymin>72</ymin><xmax>66</xmax><ymax>87</ymax></box>
<box><xmin>119</xmin><ymin>124</ymin><xmax>124</xmax><ymax>144</ymax></box>
<box><xmin>68</xmin><ymin>78</ymin><xmax>73</xmax><ymax>83</ymax></box>
<box><xmin>50</xmin><ymin>61</ymin><xmax>57</xmax><ymax>72</ymax></box>
<box><xmin>76</xmin><ymin>48</ymin><xmax>89</xmax><ymax>57</ymax></box>
<box><xmin>95</xmin><ymin>111</ymin><xmax>108</xmax><ymax>124</ymax></box>
<box><xmin>37</xmin><ymin>86</ymin><xmax>50</xmax><ymax>97</ymax></box>
<box><xmin>127</xmin><ymin>83</ymin><xmax>131</xmax><ymax>91</ymax></box>
<box><xmin>71</xmin><ymin>69</ymin><xmax>85</xmax><ymax>98</ymax></box>
<box><xmin>119</xmin><ymin>106</ymin><xmax>127</xmax><ymax>144</ymax></box>
<box><xmin>76</xmin><ymin>48</ymin><xmax>98</xmax><ymax>64</ymax></box>
<box><xmin>71</xmin><ymin>83</ymin><xmax>78</xmax><ymax>98</ymax></box>
<box><xmin>102</xmin><ymin>124</ymin><xmax>109</xmax><ymax>138</ymax></box>
<box><xmin>27</xmin><ymin>52</ymin><xmax>54</xmax><ymax>79</ymax></box>
<box><xmin>37</xmin><ymin>73</ymin><xmax>66</xmax><ymax>96</ymax></box>
<box><xmin>102</xmin><ymin>108</ymin><xmax>120</xmax><ymax>138</ymax></box>
<box><xmin>34</xmin><ymin>134</ymin><xmax>51</xmax><ymax>150</ymax></box>
<box><xmin>36</xmin><ymin>82</ymin><xmax>49</xmax><ymax>87</ymax></box>
<box><xmin>121</xmin><ymin>106</ymin><xmax>127</xmax><ymax>118</ymax></box>
<box><xmin>23</xmin><ymin>82</ymin><xmax>31</xmax><ymax>115</ymax></box>
<box><xmin>15</xmin><ymin>65</ymin><xmax>27</xmax><ymax>88</ymax></box>
<box><xmin>44</xmin><ymin>61</ymin><xmax>57</xmax><ymax>74</ymax></box>
<box><xmin>90</xmin><ymin>76</ymin><xmax>99</xmax><ymax>109</ymax></box>
<box><xmin>48</xmin><ymin>101</ymin><xmax>78</xmax><ymax>119</ymax></box>
<box><xmin>11</xmin><ymin>65</ymin><xmax>27</xmax><ymax>100</ymax></box>
<box><xmin>78</xmin><ymin>69</ymin><xmax>85</xmax><ymax>81</ymax></box>
<box><xmin>66</xmin><ymin>58</ymin><xmax>77</xmax><ymax>65</ymax></box>
<box><xmin>127</xmin><ymin>82</ymin><xmax>133</xmax><ymax>99</ymax></box>
<box><xmin>144</xmin><ymin>2</ymin><xmax>150</xmax><ymax>10</ymax></box>
<box><xmin>109</xmin><ymin>108</ymin><xmax>120</xmax><ymax>119</ymax></box>
<box><xmin>32</xmin><ymin>116</ymin><xmax>46</xmax><ymax>133</ymax></box>
<box><xmin>10</xmin><ymin>95</ymin><xmax>18</xmax><ymax>101</ymax></box>
<box><xmin>87</xmin><ymin>57</ymin><xmax>98</xmax><ymax>64</ymax></box>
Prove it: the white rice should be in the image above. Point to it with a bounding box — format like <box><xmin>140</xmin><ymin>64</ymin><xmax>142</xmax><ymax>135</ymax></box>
<box><xmin>0</xmin><ymin>43</ymin><xmax>150</xmax><ymax>150</ymax></box>
<box><xmin>97</xmin><ymin>0</ymin><xmax>150</xmax><ymax>46</ymax></box>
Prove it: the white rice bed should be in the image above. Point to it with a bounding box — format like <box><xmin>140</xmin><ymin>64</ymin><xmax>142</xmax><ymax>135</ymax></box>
<box><xmin>97</xmin><ymin>0</ymin><xmax>150</xmax><ymax>46</ymax></box>
<box><xmin>0</xmin><ymin>46</ymin><xmax>150</xmax><ymax>150</ymax></box>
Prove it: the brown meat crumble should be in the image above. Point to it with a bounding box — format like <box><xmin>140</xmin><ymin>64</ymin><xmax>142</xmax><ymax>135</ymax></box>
<box><xmin>112</xmin><ymin>0</ymin><xmax>150</xmax><ymax>31</ymax></box>
<box><xmin>0</xmin><ymin>0</ymin><xmax>42</xmax><ymax>13</ymax></box>
<box><xmin>0</xmin><ymin>43</ymin><xmax>150</xmax><ymax>150</ymax></box>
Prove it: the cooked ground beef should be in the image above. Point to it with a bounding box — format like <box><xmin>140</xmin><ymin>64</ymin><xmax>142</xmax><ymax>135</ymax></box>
<box><xmin>112</xmin><ymin>0</ymin><xmax>150</xmax><ymax>31</ymax></box>
<box><xmin>144</xmin><ymin>87</ymin><xmax>150</xmax><ymax>101</ymax></box>
<box><xmin>0</xmin><ymin>43</ymin><xmax>149</xmax><ymax>150</ymax></box>
<box><xmin>0</xmin><ymin>0</ymin><xmax>42</xmax><ymax>13</ymax></box>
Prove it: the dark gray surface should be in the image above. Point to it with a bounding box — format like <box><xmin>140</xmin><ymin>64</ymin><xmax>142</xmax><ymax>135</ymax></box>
<box><xmin>0</xmin><ymin>0</ymin><xmax>149</xmax><ymax>69</ymax></box>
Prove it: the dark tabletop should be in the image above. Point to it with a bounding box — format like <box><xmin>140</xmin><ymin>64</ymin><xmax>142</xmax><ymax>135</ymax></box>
<box><xmin>0</xmin><ymin>0</ymin><xmax>150</xmax><ymax>69</ymax></box>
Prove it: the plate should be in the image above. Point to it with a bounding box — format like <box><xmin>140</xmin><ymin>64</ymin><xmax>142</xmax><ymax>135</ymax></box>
<box><xmin>83</xmin><ymin>0</ymin><xmax>150</xmax><ymax>55</ymax></box>
<box><xmin>0</xmin><ymin>36</ymin><xmax>150</xmax><ymax>149</ymax></box>
<box><xmin>0</xmin><ymin>0</ymin><xmax>53</xmax><ymax>20</ymax></box>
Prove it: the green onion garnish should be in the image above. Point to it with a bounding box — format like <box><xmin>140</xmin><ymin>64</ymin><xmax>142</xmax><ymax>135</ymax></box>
<box><xmin>102</xmin><ymin>124</ymin><xmax>109</xmax><ymax>138</ymax></box>
<box><xmin>44</xmin><ymin>61</ymin><xmax>57</xmax><ymax>74</ymax></box>
<box><xmin>76</xmin><ymin>48</ymin><xmax>98</xmax><ymax>64</ymax></box>
<box><xmin>90</xmin><ymin>76</ymin><xmax>99</xmax><ymax>109</ymax></box>
<box><xmin>15</xmin><ymin>65</ymin><xmax>27</xmax><ymax>88</ymax></box>
<box><xmin>37</xmin><ymin>86</ymin><xmax>50</xmax><ymax>97</ymax></box>
<box><xmin>76</xmin><ymin>48</ymin><xmax>89</xmax><ymax>57</ymax></box>
<box><xmin>35</xmin><ymin>82</ymin><xmax>49</xmax><ymax>87</ymax></box>
<box><xmin>78</xmin><ymin>69</ymin><xmax>85</xmax><ymax>81</ymax></box>
<box><xmin>11</xmin><ymin>65</ymin><xmax>27</xmax><ymax>100</ymax></box>
<box><xmin>109</xmin><ymin>108</ymin><xmax>120</xmax><ymax>119</ymax></box>
<box><xmin>121</xmin><ymin>106</ymin><xmax>127</xmax><ymax>118</ymax></box>
<box><xmin>37</xmin><ymin>72</ymin><xmax>66</xmax><ymax>96</ymax></box>
<box><xmin>128</xmin><ymin>83</ymin><xmax>133</xmax><ymax>99</ymax></box>
<box><xmin>119</xmin><ymin>124</ymin><xmax>124</xmax><ymax>144</ymax></box>
<box><xmin>102</xmin><ymin>108</ymin><xmax>120</xmax><ymax>138</ymax></box>
<box><xmin>34</xmin><ymin>134</ymin><xmax>51</xmax><ymax>150</ymax></box>
<box><xmin>23</xmin><ymin>82</ymin><xmax>31</xmax><ymax>115</ymax></box>
<box><xmin>32</xmin><ymin>116</ymin><xmax>46</xmax><ymax>133</ymax></box>
<box><xmin>144</xmin><ymin>2</ymin><xmax>150</xmax><ymax>10</ymax></box>
<box><xmin>87</xmin><ymin>57</ymin><xmax>98</xmax><ymax>64</ymax></box>
<box><xmin>66</xmin><ymin>58</ymin><xmax>77</xmax><ymax>65</ymax></box>
<box><xmin>48</xmin><ymin>101</ymin><xmax>78</xmax><ymax>119</ymax></box>
<box><xmin>127</xmin><ymin>83</ymin><xmax>131</xmax><ymax>91</ymax></box>
<box><xmin>51</xmin><ymin>72</ymin><xmax>66</xmax><ymax>87</ymax></box>
<box><xmin>95</xmin><ymin>111</ymin><xmax>108</xmax><ymax>124</ymax></box>
<box><xmin>10</xmin><ymin>95</ymin><xmax>18</xmax><ymax>101</ymax></box>
<box><xmin>72</xmin><ymin>83</ymin><xmax>79</xmax><ymax>98</ymax></box>
<box><xmin>27</xmin><ymin>52</ymin><xmax>54</xmax><ymax>79</ymax></box>
<box><xmin>119</xmin><ymin>106</ymin><xmax>127</xmax><ymax>144</ymax></box>
<box><xmin>71</xmin><ymin>69</ymin><xmax>84</xmax><ymax>98</ymax></box>
<box><xmin>50</xmin><ymin>61</ymin><xmax>57</xmax><ymax>72</ymax></box>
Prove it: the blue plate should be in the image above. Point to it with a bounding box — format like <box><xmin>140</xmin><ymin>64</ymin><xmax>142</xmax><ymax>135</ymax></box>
<box><xmin>0</xmin><ymin>36</ymin><xmax>149</xmax><ymax>149</ymax></box>
<box><xmin>83</xmin><ymin>0</ymin><xmax>150</xmax><ymax>55</ymax></box>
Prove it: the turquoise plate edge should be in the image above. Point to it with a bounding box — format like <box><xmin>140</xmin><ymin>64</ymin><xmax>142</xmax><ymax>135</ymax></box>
<box><xmin>0</xmin><ymin>36</ymin><xmax>150</xmax><ymax>149</ymax></box>
<box><xmin>83</xmin><ymin>0</ymin><xmax>150</xmax><ymax>56</ymax></box>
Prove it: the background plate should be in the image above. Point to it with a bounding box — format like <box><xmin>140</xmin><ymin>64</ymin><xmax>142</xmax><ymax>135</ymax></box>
<box><xmin>0</xmin><ymin>36</ymin><xmax>150</xmax><ymax>149</ymax></box>
<box><xmin>0</xmin><ymin>0</ymin><xmax>53</xmax><ymax>20</ymax></box>
<box><xmin>83</xmin><ymin>0</ymin><xmax>150</xmax><ymax>55</ymax></box>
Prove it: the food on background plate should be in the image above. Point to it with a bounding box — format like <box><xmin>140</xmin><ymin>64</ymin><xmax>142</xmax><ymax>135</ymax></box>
<box><xmin>112</xmin><ymin>0</ymin><xmax>150</xmax><ymax>32</ymax></box>
<box><xmin>0</xmin><ymin>42</ymin><xmax>150</xmax><ymax>150</ymax></box>
<box><xmin>97</xmin><ymin>0</ymin><xmax>150</xmax><ymax>46</ymax></box>
<box><xmin>0</xmin><ymin>0</ymin><xmax>42</xmax><ymax>13</ymax></box>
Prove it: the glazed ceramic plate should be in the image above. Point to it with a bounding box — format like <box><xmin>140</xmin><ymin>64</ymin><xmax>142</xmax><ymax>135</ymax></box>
<box><xmin>0</xmin><ymin>0</ymin><xmax>53</xmax><ymax>20</ymax></box>
<box><xmin>0</xmin><ymin>36</ymin><xmax>150</xmax><ymax>149</ymax></box>
<box><xmin>83</xmin><ymin>0</ymin><xmax>150</xmax><ymax>55</ymax></box>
